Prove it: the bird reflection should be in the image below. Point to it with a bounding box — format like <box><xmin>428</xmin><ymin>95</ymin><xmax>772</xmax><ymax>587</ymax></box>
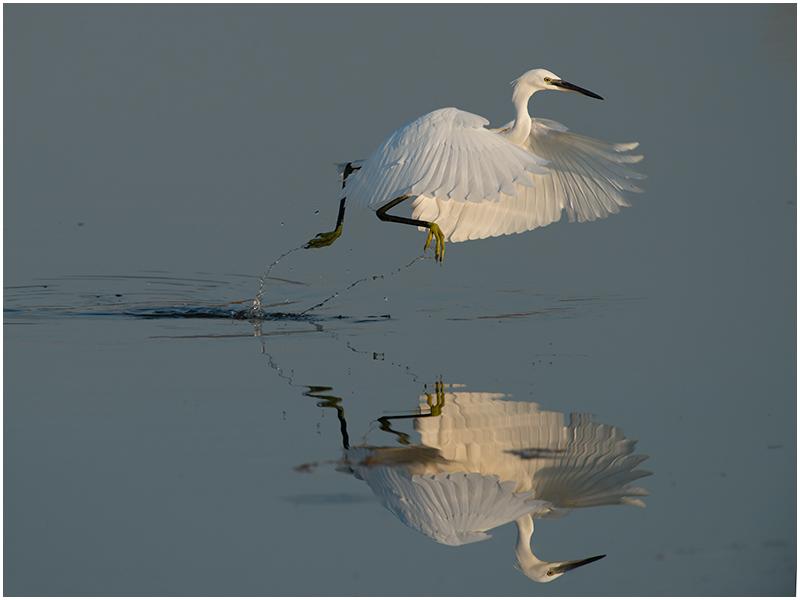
<box><xmin>315</xmin><ymin>383</ymin><xmax>651</xmax><ymax>582</ymax></box>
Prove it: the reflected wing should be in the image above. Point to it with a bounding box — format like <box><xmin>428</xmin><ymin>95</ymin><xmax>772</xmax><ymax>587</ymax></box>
<box><xmin>411</xmin><ymin>118</ymin><xmax>645</xmax><ymax>242</ymax></box>
<box><xmin>415</xmin><ymin>393</ymin><xmax>651</xmax><ymax>510</ymax></box>
<box><xmin>341</xmin><ymin>107</ymin><xmax>550</xmax><ymax>208</ymax></box>
<box><xmin>513</xmin><ymin>413</ymin><xmax>652</xmax><ymax>510</ymax></box>
<box><xmin>355</xmin><ymin>465</ymin><xmax>549</xmax><ymax>546</ymax></box>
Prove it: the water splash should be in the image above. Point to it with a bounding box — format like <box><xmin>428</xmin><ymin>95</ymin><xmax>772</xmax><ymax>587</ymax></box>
<box><xmin>298</xmin><ymin>254</ymin><xmax>427</xmax><ymax>316</ymax></box>
<box><xmin>248</xmin><ymin>246</ymin><xmax>303</xmax><ymax>318</ymax></box>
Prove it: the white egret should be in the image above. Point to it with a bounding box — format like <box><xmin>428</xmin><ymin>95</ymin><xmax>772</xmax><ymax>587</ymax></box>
<box><xmin>339</xmin><ymin>387</ymin><xmax>650</xmax><ymax>582</ymax></box>
<box><xmin>306</xmin><ymin>69</ymin><xmax>644</xmax><ymax>262</ymax></box>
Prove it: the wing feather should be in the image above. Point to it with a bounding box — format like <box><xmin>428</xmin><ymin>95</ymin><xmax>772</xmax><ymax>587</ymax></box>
<box><xmin>342</xmin><ymin>107</ymin><xmax>549</xmax><ymax>208</ymax></box>
<box><xmin>411</xmin><ymin>118</ymin><xmax>645</xmax><ymax>242</ymax></box>
<box><xmin>465</xmin><ymin>143</ymin><xmax>485</xmax><ymax>203</ymax></box>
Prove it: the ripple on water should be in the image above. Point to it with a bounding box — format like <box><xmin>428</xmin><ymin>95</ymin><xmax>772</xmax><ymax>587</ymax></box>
<box><xmin>3</xmin><ymin>273</ymin><xmax>393</xmax><ymax>325</ymax></box>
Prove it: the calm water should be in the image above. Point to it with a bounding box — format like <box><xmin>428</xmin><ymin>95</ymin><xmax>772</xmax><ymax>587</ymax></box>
<box><xmin>4</xmin><ymin>4</ymin><xmax>796</xmax><ymax>596</ymax></box>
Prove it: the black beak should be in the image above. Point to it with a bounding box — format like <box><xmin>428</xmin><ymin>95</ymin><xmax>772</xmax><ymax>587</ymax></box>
<box><xmin>551</xmin><ymin>554</ymin><xmax>606</xmax><ymax>574</ymax></box>
<box><xmin>552</xmin><ymin>79</ymin><xmax>604</xmax><ymax>100</ymax></box>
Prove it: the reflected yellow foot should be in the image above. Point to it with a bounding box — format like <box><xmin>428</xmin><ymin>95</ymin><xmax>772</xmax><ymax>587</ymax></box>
<box><xmin>425</xmin><ymin>381</ymin><xmax>446</xmax><ymax>416</ymax></box>
<box><xmin>305</xmin><ymin>225</ymin><xmax>343</xmax><ymax>249</ymax></box>
<box><xmin>423</xmin><ymin>223</ymin><xmax>445</xmax><ymax>263</ymax></box>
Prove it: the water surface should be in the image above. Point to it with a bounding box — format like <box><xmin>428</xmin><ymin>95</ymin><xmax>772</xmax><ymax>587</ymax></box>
<box><xmin>4</xmin><ymin>4</ymin><xmax>795</xmax><ymax>596</ymax></box>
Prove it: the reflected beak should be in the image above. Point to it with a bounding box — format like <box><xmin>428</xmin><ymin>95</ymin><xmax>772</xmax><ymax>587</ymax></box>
<box><xmin>551</xmin><ymin>554</ymin><xmax>606</xmax><ymax>574</ymax></box>
<box><xmin>552</xmin><ymin>79</ymin><xmax>604</xmax><ymax>100</ymax></box>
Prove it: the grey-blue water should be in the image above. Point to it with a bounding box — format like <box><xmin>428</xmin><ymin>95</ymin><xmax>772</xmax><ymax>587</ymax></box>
<box><xmin>4</xmin><ymin>4</ymin><xmax>796</xmax><ymax>596</ymax></box>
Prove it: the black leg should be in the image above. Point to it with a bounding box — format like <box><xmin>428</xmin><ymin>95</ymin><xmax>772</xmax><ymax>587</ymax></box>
<box><xmin>304</xmin><ymin>162</ymin><xmax>360</xmax><ymax>250</ymax></box>
<box><xmin>306</xmin><ymin>386</ymin><xmax>350</xmax><ymax>450</ymax></box>
<box><xmin>376</xmin><ymin>195</ymin><xmax>446</xmax><ymax>262</ymax></box>
<box><xmin>341</xmin><ymin>162</ymin><xmax>358</xmax><ymax>188</ymax></box>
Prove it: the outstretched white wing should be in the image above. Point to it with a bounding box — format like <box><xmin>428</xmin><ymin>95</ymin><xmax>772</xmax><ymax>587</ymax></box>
<box><xmin>341</xmin><ymin>107</ymin><xmax>550</xmax><ymax>208</ymax></box>
<box><xmin>351</xmin><ymin>463</ymin><xmax>549</xmax><ymax>546</ymax></box>
<box><xmin>411</xmin><ymin>118</ymin><xmax>645</xmax><ymax>242</ymax></box>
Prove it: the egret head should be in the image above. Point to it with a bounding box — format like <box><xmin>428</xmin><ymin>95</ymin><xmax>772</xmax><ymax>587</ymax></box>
<box><xmin>513</xmin><ymin>69</ymin><xmax>603</xmax><ymax>100</ymax></box>
<box><xmin>515</xmin><ymin>553</ymin><xmax>607</xmax><ymax>583</ymax></box>
<box><xmin>514</xmin><ymin>514</ymin><xmax>606</xmax><ymax>583</ymax></box>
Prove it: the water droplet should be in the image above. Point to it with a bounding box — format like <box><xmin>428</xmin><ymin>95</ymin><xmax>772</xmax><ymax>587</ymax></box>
<box><xmin>314</xmin><ymin>211</ymin><xmax>320</xmax><ymax>215</ymax></box>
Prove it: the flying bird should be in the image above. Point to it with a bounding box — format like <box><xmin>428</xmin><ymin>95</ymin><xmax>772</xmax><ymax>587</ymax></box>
<box><xmin>306</xmin><ymin>69</ymin><xmax>644</xmax><ymax>262</ymax></box>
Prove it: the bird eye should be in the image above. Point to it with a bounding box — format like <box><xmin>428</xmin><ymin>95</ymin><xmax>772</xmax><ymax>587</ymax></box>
<box><xmin>547</xmin><ymin>570</ymin><xmax>554</xmax><ymax>576</ymax></box>
<box><xmin>543</xmin><ymin>77</ymin><xmax>551</xmax><ymax>83</ymax></box>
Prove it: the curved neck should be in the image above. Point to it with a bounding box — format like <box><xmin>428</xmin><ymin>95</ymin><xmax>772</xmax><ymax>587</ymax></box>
<box><xmin>515</xmin><ymin>514</ymin><xmax>535</xmax><ymax>560</ymax></box>
<box><xmin>505</xmin><ymin>85</ymin><xmax>534</xmax><ymax>144</ymax></box>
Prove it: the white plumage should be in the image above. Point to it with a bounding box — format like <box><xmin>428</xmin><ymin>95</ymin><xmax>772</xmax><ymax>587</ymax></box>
<box><xmin>346</xmin><ymin>457</ymin><xmax>549</xmax><ymax>546</ymax></box>
<box><xmin>341</xmin><ymin>108</ymin><xmax>550</xmax><ymax>208</ymax></box>
<box><xmin>308</xmin><ymin>68</ymin><xmax>644</xmax><ymax>260</ymax></box>
<box><xmin>411</xmin><ymin>118</ymin><xmax>644</xmax><ymax>242</ymax></box>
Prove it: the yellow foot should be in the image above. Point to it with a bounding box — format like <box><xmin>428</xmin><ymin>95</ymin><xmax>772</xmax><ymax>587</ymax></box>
<box><xmin>423</xmin><ymin>223</ymin><xmax>446</xmax><ymax>263</ymax></box>
<box><xmin>304</xmin><ymin>227</ymin><xmax>342</xmax><ymax>249</ymax></box>
<box><xmin>425</xmin><ymin>381</ymin><xmax>446</xmax><ymax>416</ymax></box>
